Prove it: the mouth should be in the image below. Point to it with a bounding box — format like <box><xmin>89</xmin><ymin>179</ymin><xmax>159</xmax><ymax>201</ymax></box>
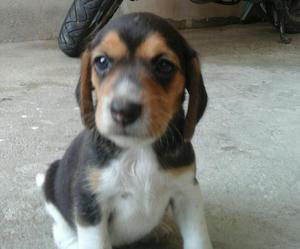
<box><xmin>110</xmin><ymin>128</ymin><xmax>150</xmax><ymax>140</ymax></box>
<box><xmin>114</xmin><ymin>128</ymin><xmax>129</xmax><ymax>136</ymax></box>
<box><xmin>103</xmin><ymin>126</ymin><xmax>154</xmax><ymax>147</ymax></box>
<box><xmin>109</xmin><ymin>125</ymin><xmax>137</xmax><ymax>136</ymax></box>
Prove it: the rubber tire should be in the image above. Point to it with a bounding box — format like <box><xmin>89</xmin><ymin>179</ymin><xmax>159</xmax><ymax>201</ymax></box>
<box><xmin>58</xmin><ymin>0</ymin><xmax>123</xmax><ymax>57</ymax></box>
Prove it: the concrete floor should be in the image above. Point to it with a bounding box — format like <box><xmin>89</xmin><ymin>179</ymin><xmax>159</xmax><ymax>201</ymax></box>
<box><xmin>0</xmin><ymin>24</ymin><xmax>299</xmax><ymax>249</ymax></box>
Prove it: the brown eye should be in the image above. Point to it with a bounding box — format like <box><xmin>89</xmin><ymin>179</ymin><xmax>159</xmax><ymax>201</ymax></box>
<box><xmin>154</xmin><ymin>58</ymin><xmax>175</xmax><ymax>76</ymax></box>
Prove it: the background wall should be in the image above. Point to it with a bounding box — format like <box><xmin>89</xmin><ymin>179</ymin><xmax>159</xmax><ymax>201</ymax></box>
<box><xmin>122</xmin><ymin>0</ymin><xmax>241</xmax><ymax>26</ymax></box>
<box><xmin>0</xmin><ymin>0</ymin><xmax>71</xmax><ymax>42</ymax></box>
<box><xmin>0</xmin><ymin>0</ymin><xmax>241</xmax><ymax>42</ymax></box>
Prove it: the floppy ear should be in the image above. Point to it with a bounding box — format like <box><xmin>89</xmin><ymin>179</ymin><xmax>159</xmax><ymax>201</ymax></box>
<box><xmin>78</xmin><ymin>50</ymin><xmax>95</xmax><ymax>129</ymax></box>
<box><xmin>184</xmin><ymin>52</ymin><xmax>208</xmax><ymax>142</ymax></box>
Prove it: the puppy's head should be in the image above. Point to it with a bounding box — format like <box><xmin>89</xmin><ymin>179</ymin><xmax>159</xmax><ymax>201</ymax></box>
<box><xmin>78</xmin><ymin>13</ymin><xmax>207</xmax><ymax>147</ymax></box>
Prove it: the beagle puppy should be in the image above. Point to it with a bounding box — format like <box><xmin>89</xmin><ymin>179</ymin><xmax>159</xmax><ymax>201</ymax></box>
<box><xmin>37</xmin><ymin>12</ymin><xmax>212</xmax><ymax>249</ymax></box>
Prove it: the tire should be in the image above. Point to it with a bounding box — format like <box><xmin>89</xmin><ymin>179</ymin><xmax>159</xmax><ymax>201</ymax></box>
<box><xmin>265</xmin><ymin>0</ymin><xmax>300</xmax><ymax>33</ymax></box>
<box><xmin>58</xmin><ymin>0</ymin><xmax>123</xmax><ymax>57</ymax></box>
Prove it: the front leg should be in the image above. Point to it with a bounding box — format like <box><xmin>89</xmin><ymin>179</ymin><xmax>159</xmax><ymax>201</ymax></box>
<box><xmin>76</xmin><ymin>222</ymin><xmax>111</xmax><ymax>249</ymax></box>
<box><xmin>172</xmin><ymin>179</ymin><xmax>213</xmax><ymax>249</ymax></box>
<box><xmin>75</xmin><ymin>189</ymin><xmax>112</xmax><ymax>249</ymax></box>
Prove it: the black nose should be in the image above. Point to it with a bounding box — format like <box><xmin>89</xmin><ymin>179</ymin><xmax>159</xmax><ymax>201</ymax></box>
<box><xmin>110</xmin><ymin>99</ymin><xmax>142</xmax><ymax>126</ymax></box>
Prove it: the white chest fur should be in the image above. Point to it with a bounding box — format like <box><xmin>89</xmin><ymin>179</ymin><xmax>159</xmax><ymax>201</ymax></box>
<box><xmin>97</xmin><ymin>147</ymin><xmax>172</xmax><ymax>246</ymax></box>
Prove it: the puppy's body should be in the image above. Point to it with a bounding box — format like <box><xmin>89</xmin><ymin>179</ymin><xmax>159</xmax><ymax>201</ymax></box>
<box><xmin>45</xmin><ymin>125</ymin><xmax>200</xmax><ymax>248</ymax></box>
<box><xmin>41</xmin><ymin>12</ymin><xmax>212</xmax><ymax>249</ymax></box>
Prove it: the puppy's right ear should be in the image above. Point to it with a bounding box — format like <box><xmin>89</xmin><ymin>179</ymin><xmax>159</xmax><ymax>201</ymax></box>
<box><xmin>78</xmin><ymin>50</ymin><xmax>95</xmax><ymax>129</ymax></box>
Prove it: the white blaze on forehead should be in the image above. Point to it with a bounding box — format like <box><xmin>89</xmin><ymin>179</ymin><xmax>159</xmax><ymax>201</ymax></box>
<box><xmin>96</xmin><ymin>77</ymin><xmax>151</xmax><ymax>147</ymax></box>
<box><xmin>113</xmin><ymin>79</ymin><xmax>141</xmax><ymax>103</ymax></box>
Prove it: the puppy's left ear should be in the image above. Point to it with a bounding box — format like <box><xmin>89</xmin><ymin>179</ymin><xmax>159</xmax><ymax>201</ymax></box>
<box><xmin>78</xmin><ymin>50</ymin><xmax>95</xmax><ymax>129</ymax></box>
<box><xmin>184</xmin><ymin>50</ymin><xmax>208</xmax><ymax>142</ymax></box>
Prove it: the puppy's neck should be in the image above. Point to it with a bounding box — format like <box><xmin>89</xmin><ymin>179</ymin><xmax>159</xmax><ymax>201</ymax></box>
<box><xmin>91</xmin><ymin>107</ymin><xmax>189</xmax><ymax>168</ymax></box>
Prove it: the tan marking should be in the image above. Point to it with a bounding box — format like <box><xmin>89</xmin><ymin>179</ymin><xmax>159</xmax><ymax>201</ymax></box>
<box><xmin>92</xmin><ymin>68</ymin><xmax>120</xmax><ymax>130</ymax></box>
<box><xmin>91</xmin><ymin>67</ymin><xmax>119</xmax><ymax>95</ymax></box>
<box><xmin>92</xmin><ymin>31</ymin><xmax>128</xmax><ymax>60</ymax></box>
<box><xmin>141</xmin><ymin>71</ymin><xmax>185</xmax><ymax>137</ymax></box>
<box><xmin>136</xmin><ymin>32</ymin><xmax>181</xmax><ymax>69</ymax></box>
<box><xmin>86</xmin><ymin>167</ymin><xmax>101</xmax><ymax>193</ymax></box>
<box><xmin>165</xmin><ymin>164</ymin><xmax>195</xmax><ymax>176</ymax></box>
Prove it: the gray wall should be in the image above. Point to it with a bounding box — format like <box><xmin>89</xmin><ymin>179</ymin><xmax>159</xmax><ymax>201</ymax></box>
<box><xmin>0</xmin><ymin>0</ymin><xmax>71</xmax><ymax>42</ymax></box>
<box><xmin>0</xmin><ymin>0</ymin><xmax>241</xmax><ymax>42</ymax></box>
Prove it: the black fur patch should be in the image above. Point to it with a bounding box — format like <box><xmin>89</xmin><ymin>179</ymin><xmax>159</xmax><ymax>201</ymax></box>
<box><xmin>75</xmin><ymin>185</ymin><xmax>101</xmax><ymax>226</ymax></box>
<box><xmin>44</xmin><ymin>160</ymin><xmax>60</xmax><ymax>203</ymax></box>
<box><xmin>153</xmin><ymin>109</ymin><xmax>195</xmax><ymax>169</ymax></box>
<box><xmin>43</xmin><ymin>129</ymin><xmax>122</xmax><ymax>227</ymax></box>
<box><xmin>90</xmin><ymin>13</ymin><xmax>192</xmax><ymax>72</ymax></box>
